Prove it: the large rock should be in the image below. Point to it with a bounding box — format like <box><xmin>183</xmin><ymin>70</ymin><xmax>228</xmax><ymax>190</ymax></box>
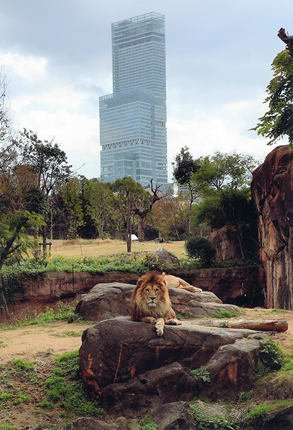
<box><xmin>79</xmin><ymin>317</ymin><xmax>263</xmax><ymax>417</ymax></box>
<box><xmin>252</xmin><ymin>145</ymin><xmax>293</xmax><ymax>309</ymax></box>
<box><xmin>75</xmin><ymin>283</ymin><xmax>240</xmax><ymax>321</ymax></box>
<box><xmin>153</xmin><ymin>247</ymin><xmax>180</xmax><ymax>268</ymax></box>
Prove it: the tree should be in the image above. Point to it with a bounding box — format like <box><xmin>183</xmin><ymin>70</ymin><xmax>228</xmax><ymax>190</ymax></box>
<box><xmin>191</xmin><ymin>152</ymin><xmax>258</xmax><ymax>259</ymax></box>
<box><xmin>252</xmin><ymin>28</ymin><xmax>293</xmax><ymax>147</ymax></box>
<box><xmin>62</xmin><ymin>177</ymin><xmax>84</xmax><ymax>239</ymax></box>
<box><xmin>172</xmin><ymin>147</ymin><xmax>199</xmax><ymax>237</ymax></box>
<box><xmin>111</xmin><ymin>177</ymin><xmax>146</xmax><ymax>252</ymax></box>
<box><xmin>18</xmin><ymin>129</ymin><xmax>72</xmax><ymax>255</ymax></box>
<box><xmin>0</xmin><ymin>211</ymin><xmax>44</xmax><ymax>321</ymax></box>
<box><xmin>81</xmin><ymin>178</ymin><xmax>112</xmax><ymax>239</ymax></box>
<box><xmin>132</xmin><ymin>179</ymin><xmax>164</xmax><ymax>242</ymax></box>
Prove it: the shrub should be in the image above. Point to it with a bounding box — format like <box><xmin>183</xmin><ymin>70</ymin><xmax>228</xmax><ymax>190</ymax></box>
<box><xmin>259</xmin><ymin>339</ymin><xmax>284</xmax><ymax>372</ymax></box>
<box><xmin>185</xmin><ymin>236</ymin><xmax>216</xmax><ymax>267</ymax></box>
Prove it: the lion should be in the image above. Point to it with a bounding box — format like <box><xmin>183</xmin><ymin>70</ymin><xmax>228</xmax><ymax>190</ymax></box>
<box><xmin>162</xmin><ymin>272</ymin><xmax>202</xmax><ymax>293</ymax></box>
<box><xmin>130</xmin><ymin>272</ymin><xmax>182</xmax><ymax>337</ymax></box>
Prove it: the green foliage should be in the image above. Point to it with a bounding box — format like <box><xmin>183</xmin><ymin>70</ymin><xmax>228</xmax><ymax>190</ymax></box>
<box><xmin>252</xmin><ymin>49</ymin><xmax>293</xmax><ymax>147</ymax></box>
<box><xmin>140</xmin><ymin>415</ymin><xmax>158</xmax><ymax>430</ymax></box>
<box><xmin>41</xmin><ymin>350</ymin><xmax>105</xmax><ymax>417</ymax></box>
<box><xmin>248</xmin><ymin>404</ymin><xmax>269</xmax><ymax>428</ymax></box>
<box><xmin>189</xmin><ymin>403</ymin><xmax>242</xmax><ymax>430</ymax></box>
<box><xmin>185</xmin><ymin>236</ymin><xmax>216</xmax><ymax>267</ymax></box>
<box><xmin>190</xmin><ymin>366</ymin><xmax>211</xmax><ymax>383</ymax></box>
<box><xmin>259</xmin><ymin>339</ymin><xmax>284</xmax><ymax>372</ymax></box>
<box><xmin>211</xmin><ymin>310</ymin><xmax>238</xmax><ymax>319</ymax></box>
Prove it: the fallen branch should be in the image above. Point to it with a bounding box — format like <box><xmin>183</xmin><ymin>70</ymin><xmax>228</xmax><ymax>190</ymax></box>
<box><xmin>206</xmin><ymin>319</ymin><xmax>288</xmax><ymax>332</ymax></box>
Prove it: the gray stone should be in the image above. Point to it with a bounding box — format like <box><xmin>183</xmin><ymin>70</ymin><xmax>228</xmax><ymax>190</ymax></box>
<box><xmin>116</xmin><ymin>417</ymin><xmax>140</xmax><ymax>430</ymax></box>
<box><xmin>153</xmin><ymin>247</ymin><xmax>180</xmax><ymax>268</ymax></box>
<box><xmin>75</xmin><ymin>282</ymin><xmax>240</xmax><ymax>322</ymax></box>
<box><xmin>152</xmin><ymin>401</ymin><xmax>191</xmax><ymax>430</ymax></box>
<box><xmin>63</xmin><ymin>417</ymin><xmax>109</xmax><ymax>430</ymax></box>
<box><xmin>79</xmin><ymin>317</ymin><xmax>265</xmax><ymax>417</ymax></box>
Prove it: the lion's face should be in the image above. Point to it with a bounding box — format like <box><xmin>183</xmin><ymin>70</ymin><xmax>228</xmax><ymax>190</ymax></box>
<box><xmin>141</xmin><ymin>283</ymin><xmax>164</xmax><ymax>308</ymax></box>
<box><xmin>131</xmin><ymin>272</ymin><xmax>173</xmax><ymax>320</ymax></box>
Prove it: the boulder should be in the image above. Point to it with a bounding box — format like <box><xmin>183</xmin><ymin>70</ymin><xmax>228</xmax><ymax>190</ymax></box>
<box><xmin>79</xmin><ymin>316</ymin><xmax>264</xmax><ymax>417</ymax></box>
<box><xmin>152</xmin><ymin>401</ymin><xmax>191</xmax><ymax>430</ymax></box>
<box><xmin>252</xmin><ymin>145</ymin><xmax>293</xmax><ymax>309</ymax></box>
<box><xmin>75</xmin><ymin>283</ymin><xmax>240</xmax><ymax>322</ymax></box>
<box><xmin>153</xmin><ymin>247</ymin><xmax>180</xmax><ymax>268</ymax></box>
<box><xmin>63</xmin><ymin>417</ymin><xmax>109</xmax><ymax>430</ymax></box>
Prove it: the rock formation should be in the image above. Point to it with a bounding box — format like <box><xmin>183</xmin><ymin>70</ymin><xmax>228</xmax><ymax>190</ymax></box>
<box><xmin>252</xmin><ymin>145</ymin><xmax>293</xmax><ymax>309</ymax></box>
<box><xmin>79</xmin><ymin>317</ymin><xmax>264</xmax><ymax>417</ymax></box>
<box><xmin>75</xmin><ymin>282</ymin><xmax>240</xmax><ymax>322</ymax></box>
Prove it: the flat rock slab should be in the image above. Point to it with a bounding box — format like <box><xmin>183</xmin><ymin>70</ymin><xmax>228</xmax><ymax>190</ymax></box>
<box><xmin>75</xmin><ymin>282</ymin><xmax>240</xmax><ymax>321</ymax></box>
<box><xmin>79</xmin><ymin>316</ymin><xmax>264</xmax><ymax>417</ymax></box>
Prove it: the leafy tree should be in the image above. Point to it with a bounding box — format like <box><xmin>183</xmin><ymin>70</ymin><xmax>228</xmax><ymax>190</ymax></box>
<box><xmin>132</xmin><ymin>179</ymin><xmax>164</xmax><ymax>242</ymax></box>
<box><xmin>62</xmin><ymin>177</ymin><xmax>84</xmax><ymax>239</ymax></box>
<box><xmin>191</xmin><ymin>152</ymin><xmax>258</xmax><ymax>259</ymax></box>
<box><xmin>111</xmin><ymin>177</ymin><xmax>146</xmax><ymax>252</ymax></box>
<box><xmin>18</xmin><ymin>129</ymin><xmax>72</xmax><ymax>255</ymax></box>
<box><xmin>173</xmin><ymin>147</ymin><xmax>199</xmax><ymax>237</ymax></box>
<box><xmin>0</xmin><ymin>211</ymin><xmax>44</xmax><ymax>321</ymax></box>
<box><xmin>252</xmin><ymin>29</ymin><xmax>293</xmax><ymax>147</ymax></box>
<box><xmin>151</xmin><ymin>190</ymin><xmax>188</xmax><ymax>240</ymax></box>
<box><xmin>81</xmin><ymin>178</ymin><xmax>112</xmax><ymax>239</ymax></box>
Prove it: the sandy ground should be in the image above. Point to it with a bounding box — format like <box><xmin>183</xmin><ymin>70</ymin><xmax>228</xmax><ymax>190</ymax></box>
<box><xmin>1</xmin><ymin>308</ymin><xmax>293</xmax><ymax>366</ymax></box>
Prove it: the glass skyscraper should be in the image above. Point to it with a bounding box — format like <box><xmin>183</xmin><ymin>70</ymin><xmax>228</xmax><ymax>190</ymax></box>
<box><xmin>99</xmin><ymin>12</ymin><xmax>167</xmax><ymax>187</ymax></box>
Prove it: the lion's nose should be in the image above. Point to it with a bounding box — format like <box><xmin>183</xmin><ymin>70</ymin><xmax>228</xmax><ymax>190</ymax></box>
<box><xmin>150</xmin><ymin>296</ymin><xmax>156</xmax><ymax>301</ymax></box>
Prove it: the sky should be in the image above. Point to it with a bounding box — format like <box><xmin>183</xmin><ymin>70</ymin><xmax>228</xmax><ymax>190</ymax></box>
<box><xmin>0</xmin><ymin>0</ymin><xmax>292</xmax><ymax>181</ymax></box>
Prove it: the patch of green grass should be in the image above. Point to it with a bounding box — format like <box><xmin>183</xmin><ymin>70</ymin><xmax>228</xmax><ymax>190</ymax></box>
<box><xmin>140</xmin><ymin>415</ymin><xmax>158</xmax><ymax>430</ymax></box>
<box><xmin>211</xmin><ymin>309</ymin><xmax>238</xmax><ymax>319</ymax></box>
<box><xmin>248</xmin><ymin>404</ymin><xmax>269</xmax><ymax>427</ymax></box>
<box><xmin>41</xmin><ymin>350</ymin><xmax>106</xmax><ymax>417</ymax></box>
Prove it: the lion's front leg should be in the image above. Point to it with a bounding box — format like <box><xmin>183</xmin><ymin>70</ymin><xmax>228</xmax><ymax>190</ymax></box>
<box><xmin>140</xmin><ymin>317</ymin><xmax>157</xmax><ymax>324</ymax></box>
<box><xmin>165</xmin><ymin>318</ymin><xmax>182</xmax><ymax>326</ymax></box>
<box><xmin>155</xmin><ymin>317</ymin><xmax>164</xmax><ymax>337</ymax></box>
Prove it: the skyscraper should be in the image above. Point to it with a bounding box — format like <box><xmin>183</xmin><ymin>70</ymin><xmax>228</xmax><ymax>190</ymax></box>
<box><xmin>99</xmin><ymin>12</ymin><xmax>167</xmax><ymax>187</ymax></box>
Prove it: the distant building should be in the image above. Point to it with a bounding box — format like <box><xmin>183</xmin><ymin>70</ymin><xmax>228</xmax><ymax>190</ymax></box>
<box><xmin>99</xmin><ymin>12</ymin><xmax>167</xmax><ymax>188</ymax></box>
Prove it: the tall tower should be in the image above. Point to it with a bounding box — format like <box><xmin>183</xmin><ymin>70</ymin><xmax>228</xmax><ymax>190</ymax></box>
<box><xmin>99</xmin><ymin>12</ymin><xmax>167</xmax><ymax>187</ymax></box>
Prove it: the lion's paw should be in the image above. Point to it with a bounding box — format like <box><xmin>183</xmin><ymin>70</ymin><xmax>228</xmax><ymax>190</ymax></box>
<box><xmin>155</xmin><ymin>321</ymin><xmax>164</xmax><ymax>337</ymax></box>
<box><xmin>190</xmin><ymin>286</ymin><xmax>202</xmax><ymax>292</ymax></box>
<box><xmin>166</xmin><ymin>318</ymin><xmax>182</xmax><ymax>325</ymax></box>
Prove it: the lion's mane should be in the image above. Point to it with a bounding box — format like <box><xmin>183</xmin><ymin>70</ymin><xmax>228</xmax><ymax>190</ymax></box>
<box><xmin>130</xmin><ymin>272</ymin><xmax>176</xmax><ymax>321</ymax></box>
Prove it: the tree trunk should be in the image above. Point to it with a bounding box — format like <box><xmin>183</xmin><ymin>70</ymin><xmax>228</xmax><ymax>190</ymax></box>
<box><xmin>138</xmin><ymin>216</ymin><xmax>145</xmax><ymax>242</ymax></box>
<box><xmin>0</xmin><ymin>281</ymin><xmax>10</xmax><ymax>324</ymax></box>
<box><xmin>207</xmin><ymin>319</ymin><xmax>288</xmax><ymax>332</ymax></box>
<box><xmin>126</xmin><ymin>204</ymin><xmax>132</xmax><ymax>253</ymax></box>
<box><xmin>42</xmin><ymin>224</ymin><xmax>48</xmax><ymax>258</ymax></box>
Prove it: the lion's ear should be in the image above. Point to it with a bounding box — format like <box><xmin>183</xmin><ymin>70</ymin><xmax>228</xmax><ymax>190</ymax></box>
<box><xmin>136</xmin><ymin>279</ymin><xmax>143</xmax><ymax>288</ymax></box>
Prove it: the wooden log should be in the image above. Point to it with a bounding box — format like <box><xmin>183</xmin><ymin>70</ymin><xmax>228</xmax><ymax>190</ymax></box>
<box><xmin>207</xmin><ymin>319</ymin><xmax>288</xmax><ymax>332</ymax></box>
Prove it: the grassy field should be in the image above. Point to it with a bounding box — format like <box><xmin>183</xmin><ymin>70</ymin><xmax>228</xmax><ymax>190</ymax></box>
<box><xmin>49</xmin><ymin>238</ymin><xmax>188</xmax><ymax>259</ymax></box>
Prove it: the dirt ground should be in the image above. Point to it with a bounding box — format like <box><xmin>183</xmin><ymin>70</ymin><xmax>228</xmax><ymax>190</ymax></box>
<box><xmin>1</xmin><ymin>308</ymin><xmax>293</xmax><ymax>366</ymax></box>
<box><xmin>0</xmin><ymin>308</ymin><xmax>293</xmax><ymax>429</ymax></box>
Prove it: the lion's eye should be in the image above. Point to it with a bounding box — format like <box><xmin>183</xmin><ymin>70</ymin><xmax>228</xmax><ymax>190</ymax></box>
<box><xmin>155</xmin><ymin>289</ymin><xmax>159</xmax><ymax>293</ymax></box>
<box><xmin>145</xmin><ymin>289</ymin><xmax>150</xmax><ymax>293</ymax></box>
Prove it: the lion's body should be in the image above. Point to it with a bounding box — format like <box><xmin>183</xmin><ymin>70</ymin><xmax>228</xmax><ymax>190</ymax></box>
<box><xmin>130</xmin><ymin>272</ymin><xmax>181</xmax><ymax>336</ymax></box>
<box><xmin>162</xmin><ymin>273</ymin><xmax>202</xmax><ymax>293</ymax></box>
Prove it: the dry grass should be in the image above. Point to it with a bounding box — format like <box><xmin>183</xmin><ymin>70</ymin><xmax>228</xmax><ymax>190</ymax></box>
<box><xmin>49</xmin><ymin>238</ymin><xmax>188</xmax><ymax>259</ymax></box>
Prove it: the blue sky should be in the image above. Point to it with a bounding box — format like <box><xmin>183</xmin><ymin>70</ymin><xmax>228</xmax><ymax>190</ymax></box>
<box><xmin>0</xmin><ymin>0</ymin><xmax>292</xmax><ymax>181</ymax></box>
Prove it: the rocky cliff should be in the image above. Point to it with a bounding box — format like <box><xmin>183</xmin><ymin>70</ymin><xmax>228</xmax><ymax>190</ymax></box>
<box><xmin>252</xmin><ymin>145</ymin><xmax>293</xmax><ymax>309</ymax></box>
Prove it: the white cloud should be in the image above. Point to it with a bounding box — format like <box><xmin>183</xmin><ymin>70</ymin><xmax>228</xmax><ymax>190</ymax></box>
<box><xmin>167</xmin><ymin>108</ymin><xmax>272</xmax><ymax>181</ymax></box>
<box><xmin>0</xmin><ymin>53</ymin><xmax>47</xmax><ymax>81</ymax></box>
<box><xmin>15</xmin><ymin>109</ymin><xmax>100</xmax><ymax>178</ymax></box>
<box><xmin>11</xmin><ymin>85</ymin><xmax>87</xmax><ymax>113</ymax></box>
